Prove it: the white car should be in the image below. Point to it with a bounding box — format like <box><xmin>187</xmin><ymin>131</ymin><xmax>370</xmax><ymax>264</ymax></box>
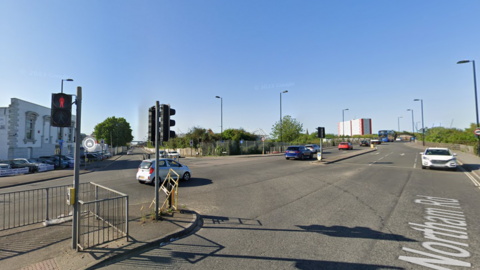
<box><xmin>167</xmin><ymin>151</ymin><xmax>181</xmax><ymax>158</ymax></box>
<box><xmin>420</xmin><ymin>147</ymin><xmax>457</xmax><ymax>171</ymax></box>
<box><xmin>136</xmin><ymin>158</ymin><xmax>191</xmax><ymax>184</ymax></box>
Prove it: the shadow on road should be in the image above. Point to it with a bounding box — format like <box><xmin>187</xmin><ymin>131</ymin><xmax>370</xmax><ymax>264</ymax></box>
<box><xmin>181</xmin><ymin>178</ymin><xmax>213</xmax><ymax>188</ymax></box>
<box><xmin>459</xmin><ymin>163</ymin><xmax>480</xmax><ymax>172</ymax></box>
<box><xmin>296</xmin><ymin>225</ymin><xmax>416</xmax><ymax>242</ymax></box>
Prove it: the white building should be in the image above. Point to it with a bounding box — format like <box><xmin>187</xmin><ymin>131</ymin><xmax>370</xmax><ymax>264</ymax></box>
<box><xmin>0</xmin><ymin>98</ymin><xmax>76</xmax><ymax>160</ymax></box>
<box><xmin>338</xmin><ymin>118</ymin><xmax>372</xmax><ymax>136</ymax></box>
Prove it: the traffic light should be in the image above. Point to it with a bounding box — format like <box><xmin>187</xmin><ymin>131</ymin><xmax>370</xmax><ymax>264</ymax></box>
<box><xmin>160</xmin><ymin>104</ymin><xmax>176</xmax><ymax>142</ymax></box>
<box><xmin>51</xmin><ymin>93</ymin><xmax>72</xmax><ymax>127</ymax></box>
<box><xmin>148</xmin><ymin>106</ymin><xmax>157</xmax><ymax>143</ymax></box>
<box><xmin>317</xmin><ymin>127</ymin><xmax>325</xmax><ymax>138</ymax></box>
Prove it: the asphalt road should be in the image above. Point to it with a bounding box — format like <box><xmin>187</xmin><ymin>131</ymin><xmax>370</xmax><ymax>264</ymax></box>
<box><xmin>90</xmin><ymin>143</ymin><xmax>480</xmax><ymax>270</ymax></box>
<box><xmin>3</xmin><ymin>144</ymin><xmax>479</xmax><ymax>269</ymax></box>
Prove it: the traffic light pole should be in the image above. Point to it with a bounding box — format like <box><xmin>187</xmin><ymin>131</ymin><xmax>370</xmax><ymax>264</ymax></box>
<box><xmin>72</xmin><ymin>87</ymin><xmax>82</xmax><ymax>249</ymax></box>
<box><xmin>154</xmin><ymin>101</ymin><xmax>160</xmax><ymax>220</ymax></box>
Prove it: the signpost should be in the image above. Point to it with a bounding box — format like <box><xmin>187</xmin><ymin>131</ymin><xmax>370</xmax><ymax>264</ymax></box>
<box><xmin>261</xmin><ymin>136</ymin><xmax>265</xmax><ymax>155</ymax></box>
<box><xmin>474</xmin><ymin>128</ymin><xmax>480</xmax><ymax>136</ymax></box>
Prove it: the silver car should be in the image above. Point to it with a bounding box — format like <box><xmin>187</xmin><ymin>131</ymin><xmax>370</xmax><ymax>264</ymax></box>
<box><xmin>136</xmin><ymin>158</ymin><xmax>192</xmax><ymax>184</ymax></box>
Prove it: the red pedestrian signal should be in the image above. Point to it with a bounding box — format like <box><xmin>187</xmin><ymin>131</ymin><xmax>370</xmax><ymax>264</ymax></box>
<box><xmin>51</xmin><ymin>93</ymin><xmax>72</xmax><ymax>127</ymax></box>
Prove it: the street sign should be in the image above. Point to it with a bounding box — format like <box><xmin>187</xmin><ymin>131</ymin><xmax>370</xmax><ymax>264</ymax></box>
<box><xmin>474</xmin><ymin>128</ymin><xmax>480</xmax><ymax>136</ymax></box>
<box><xmin>100</xmin><ymin>139</ymin><xmax>105</xmax><ymax>145</ymax></box>
<box><xmin>261</xmin><ymin>137</ymin><xmax>265</xmax><ymax>142</ymax></box>
<box><xmin>240</xmin><ymin>139</ymin><xmax>244</xmax><ymax>144</ymax></box>
<box><xmin>190</xmin><ymin>140</ymin><xmax>193</xmax><ymax>147</ymax></box>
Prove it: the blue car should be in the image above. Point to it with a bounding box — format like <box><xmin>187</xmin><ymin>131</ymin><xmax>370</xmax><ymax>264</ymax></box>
<box><xmin>285</xmin><ymin>146</ymin><xmax>313</xmax><ymax>160</ymax></box>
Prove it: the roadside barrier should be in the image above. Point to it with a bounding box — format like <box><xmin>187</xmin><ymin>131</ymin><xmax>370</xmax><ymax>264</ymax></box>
<box><xmin>77</xmin><ymin>183</ymin><xmax>129</xmax><ymax>250</ymax></box>
<box><xmin>150</xmin><ymin>169</ymin><xmax>179</xmax><ymax>212</ymax></box>
<box><xmin>0</xmin><ymin>182</ymin><xmax>128</xmax><ymax>251</ymax></box>
<box><xmin>0</xmin><ymin>167</ymin><xmax>29</xmax><ymax>177</ymax></box>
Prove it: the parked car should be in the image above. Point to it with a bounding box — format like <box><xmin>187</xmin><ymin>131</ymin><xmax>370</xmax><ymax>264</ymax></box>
<box><xmin>3</xmin><ymin>159</ymin><xmax>37</xmax><ymax>173</ymax></box>
<box><xmin>41</xmin><ymin>156</ymin><xmax>69</xmax><ymax>169</ymax></box>
<box><xmin>13</xmin><ymin>158</ymin><xmax>42</xmax><ymax>173</ymax></box>
<box><xmin>305</xmin><ymin>144</ymin><xmax>321</xmax><ymax>153</ymax></box>
<box><xmin>338</xmin><ymin>142</ymin><xmax>353</xmax><ymax>150</ymax></box>
<box><xmin>136</xmin><ymin>158</ymin><xmax>192</xmax><ymax>184</ymax></box>
<box><xmin>103</xmin><ymin>152</ymin><xmax>112</xmax><ymax>159</ymax></box>
<box><xmin>285</xmin><ymin>146</ymin><xmax>313</xmax><ymax>160</ymax></box>
<box><xmin>0</xmin><ymin>163</ymin><xmax>11</xmax><ymax>170</ymax></box>
<box><xmin>80</xmin><ymin>153</ymin><xmax>99</xmax><ymax>162</ymax></box>
<box><xmin>359</xmin><ymin>140</ymin><xmax>370</xmax><ymax>147</ymax></box>
<box><xmin>420</xmin><ymin>147</ymin><xmax>457</xmax><ymax>171</ymax></box>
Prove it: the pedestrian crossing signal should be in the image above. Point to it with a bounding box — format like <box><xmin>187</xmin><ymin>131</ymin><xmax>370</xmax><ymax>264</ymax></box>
<box><xmin>51</xmin><ymin>93</ymin><xmax>72</xmax><ymax>127</ymax></box>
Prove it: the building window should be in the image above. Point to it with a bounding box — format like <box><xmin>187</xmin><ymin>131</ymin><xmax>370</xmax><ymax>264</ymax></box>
<box><xmin>24</xmin><ymin>111</ymin><xmax>39</xmax><ymax>144</ymax></box>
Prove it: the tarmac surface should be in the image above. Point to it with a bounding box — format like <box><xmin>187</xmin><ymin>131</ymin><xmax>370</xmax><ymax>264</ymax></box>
<box><xmin>1</xmin><ymin>143</ymin><xmax>479</xmax><ymax>270</ymax></box>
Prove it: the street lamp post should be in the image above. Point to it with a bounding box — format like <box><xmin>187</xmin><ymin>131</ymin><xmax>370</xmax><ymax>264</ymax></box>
<box><xmin>215</xmin><ymin>96</ymin><xmax>223</xmax><ymax>142</ymax></box>
<box><xmin>414</xmin><ymin>99</ymin><xmax>424</xmax><ymax>146</ymax></box>
<box><xmin>342</xmin><ymin>108</ymin><xmax>349</xmax><ymax>139</ymax></box>
<box><xmin>398</xmin><ymin>116</ymin><xmax>403</xmax><ymax>132</ymax></box>
<box><xmin>457</xmin><ymin>60</ymin><xmax>479</xmax><ymax>156</ymax></box>
<box><xmin>280</xmin><ymin>90</ymin><xmax>288</xmax><ymax>152</ymax></box>
<box><xmin>407</xmin><ymin>109</ymin><xmax>414</xmax><ymax>140</ymax></box>
<box><xmin>58</xmin><ymin>78</ymin><xmax>73</xmax><ymax>168</ymax></box>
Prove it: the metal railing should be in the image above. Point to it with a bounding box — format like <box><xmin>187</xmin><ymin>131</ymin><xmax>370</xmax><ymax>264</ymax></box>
<box><xmin>0</xmin><ymin>183</ymin><xmax>90</xmax><ymax>231</ymax></box>
<box><xmin>77</xmin><ymin>182</ymin><xmax>128</xmax><ymax>250</ymax></box>
<box><xmin>0</xmin><ymin>182</ymin><xmax>128</xmax><ymax>251</ymax></box>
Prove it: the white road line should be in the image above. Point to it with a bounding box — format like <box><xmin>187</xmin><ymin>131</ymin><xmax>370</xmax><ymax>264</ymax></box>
<box><xmin>400</xmin><ymin>153</ymin><xmax>405</xmax><ymax>156</ymax></box>
<box><xmin>413</xmin><ymin>154</ymin><xmax>418</xmax><ymax>169</ymax></box>
<box><xmin>459</xmin><ymin>166</ymin><xmax>480</xmax><ymax>187</ymax></box>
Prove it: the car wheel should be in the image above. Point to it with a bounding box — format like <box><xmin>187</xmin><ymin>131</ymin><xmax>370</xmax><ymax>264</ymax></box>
<box><xmin>301</xmin><ymin>154</ymin><xmax>304</xmax><ymax>160</ymax></box>
<box><xmin>183</xmin><ymin>172</ymin><xmax>191</xmax><ymax>181</ymax></box>
<box><xmin>138</xmin><ymin>180</ymin><xmax>145</xmax><ymax>184</ymax></box>
<box><xmin>421</xmin><ymin>166</ymin><xmax>426</xmax><ymax>169</ymax></box>
<box><xmin>309</xmin><ymin>154</ymin><xmax>313</xmax><ymax>159</ymax></box>
<box><xmin>286</xmin><ymin>157</ymin><xmax>289</xmax><ymax>160</ymax></box>
<box><xmin>450</xmin><ymin>167</ymin><xmax>457</xmax><ymax>172</ymax></box>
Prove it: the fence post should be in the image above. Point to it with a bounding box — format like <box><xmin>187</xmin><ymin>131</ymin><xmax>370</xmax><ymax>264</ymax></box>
<box><xmin>95</xmin><ymin>185</ymin><xmax>99</xmax><ymax>219</ymax></box>
<box><xmin>125</xmin><ymin>196</ymin><xmax>129</xmax><ymax>240</ymax></box>
<box><xmin>45</xmin><ymin>188</ymin><xmax>49</xmax><ymax>221</ymax></box>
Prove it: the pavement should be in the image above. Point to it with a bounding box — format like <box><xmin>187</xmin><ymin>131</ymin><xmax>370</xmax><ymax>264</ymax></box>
<box><xmin>2</xmin><ymin>143</ymin><xmax>479</xmax><ymax>270</ymax></box>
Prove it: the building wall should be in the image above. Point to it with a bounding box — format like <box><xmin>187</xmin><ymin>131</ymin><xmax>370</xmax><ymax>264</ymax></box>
<box><xmin>0</xmin><ymin>98</ymin><xmax>76</xmax><ymax>160</ymax></box>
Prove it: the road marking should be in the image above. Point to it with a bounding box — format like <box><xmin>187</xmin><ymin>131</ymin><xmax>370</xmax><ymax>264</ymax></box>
<box><xmin>457</xmin><ymin>161</ymin><xmax>480</xmax><ymax>187</ymax></box>
<box><xmin>414</xmin><ymin>154</ymin><xmax>418</xmax><ymax>169</ymax></box>
<box><xmin>400</xmin><ymin>153</ymin><xmax>405</xmax><ymax>156</ymax></box>
<box><xmin>399</xmin><ymin>195</ymin><xmax>472</xmax><ymax>269</ymax></box>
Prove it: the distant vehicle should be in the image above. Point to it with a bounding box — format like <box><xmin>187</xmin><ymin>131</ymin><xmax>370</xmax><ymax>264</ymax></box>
<box><xmin>420</xmin><ymin>147</ymin><xmax>457</xmax><ymax>171</ymax></box>
<box><xmin>127</xmin><ymin>149</ymin><xmax>133</xmax><ymax>155</ymax></box>
<box><xmin>396</xmin><ymin>138</ymin><xmax>402</xmax><ymax>141</ymax></box>
<box><xmin>13</xmin><ymin>158</ymin><xmax>42</xmax><ymax>173</ymax></box>
<box><xmin>285</xmin><ymin>146</ymin><xmax>313</xmax><ymax>160</ymax></box>
<box><xmin>370</xmin><ymin>139</ymin><xmax>381</xmax><ymax>145</ymax></box>
<box><xmin>80</xmin><ymin>153</ymin><xmax>99</xmax><ymax>162</ymax></box>
<box><xmin>378</xmin><ymin>130</ymin><xmax>397</xmax><ymax>142</ymax></box>
<box><xmin>136</xmin><ymin>158</ymin><xmax>192</xmax><ymax>184</ymax></box>
<box><xmin>305</xmin><ymin>144</ymin><xmax>321</xmax><ymax>153</ymax></box>
<box><xmin>0</xmin><ymin>163</ymin><xmax>11</xmax><ymax>170</ymax></box>
<box><xmin>359</xmin><ymin>140</ymin><xmax>370</xmax><ymax>147</ymax></box>
<box><xmin>167</xmin><ymin>151</ymin><xmax>181</xmax><ymax>158</ymax></box>
<box><xmin>338</xmin><ymin>142</ymin><xmax>353</xmax><ymax>150</ymax></box>
<box><xmin>103</xmin><ymin>152</ymin><xmax>112</xmax><ymax>159</ymax></box>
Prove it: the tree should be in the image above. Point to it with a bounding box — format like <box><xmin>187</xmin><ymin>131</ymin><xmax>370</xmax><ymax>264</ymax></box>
<box><xmin>222</xmin><ymin>128</ymin><xmax>256</xmax><ymax>141</ymax></box>
<box><xmin>270</xmin><ymin>115</ymin><xmax>303</xmax><ymax>142</ymax></box>
<box><xmin>93</xmin><ymin>117</ymin><xmax>134</xmax><ymax>147</ymax></box>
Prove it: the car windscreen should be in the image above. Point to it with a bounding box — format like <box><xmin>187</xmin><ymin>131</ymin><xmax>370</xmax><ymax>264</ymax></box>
<box><xmin>426</xmin><ymin>150</ymin><xmax>451</xmax><ymax>156</ymax></box>
<box><xmin>287</xmin><ymin>147</ymin><xmax>299</xmax><ymax>151</ymax></box>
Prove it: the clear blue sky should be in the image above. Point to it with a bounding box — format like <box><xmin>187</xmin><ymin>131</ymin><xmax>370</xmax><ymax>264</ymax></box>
<box><xmin>1</xmin><ymin>1</ymin><xmax>479</xmax><ymax>140</ymax></box>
